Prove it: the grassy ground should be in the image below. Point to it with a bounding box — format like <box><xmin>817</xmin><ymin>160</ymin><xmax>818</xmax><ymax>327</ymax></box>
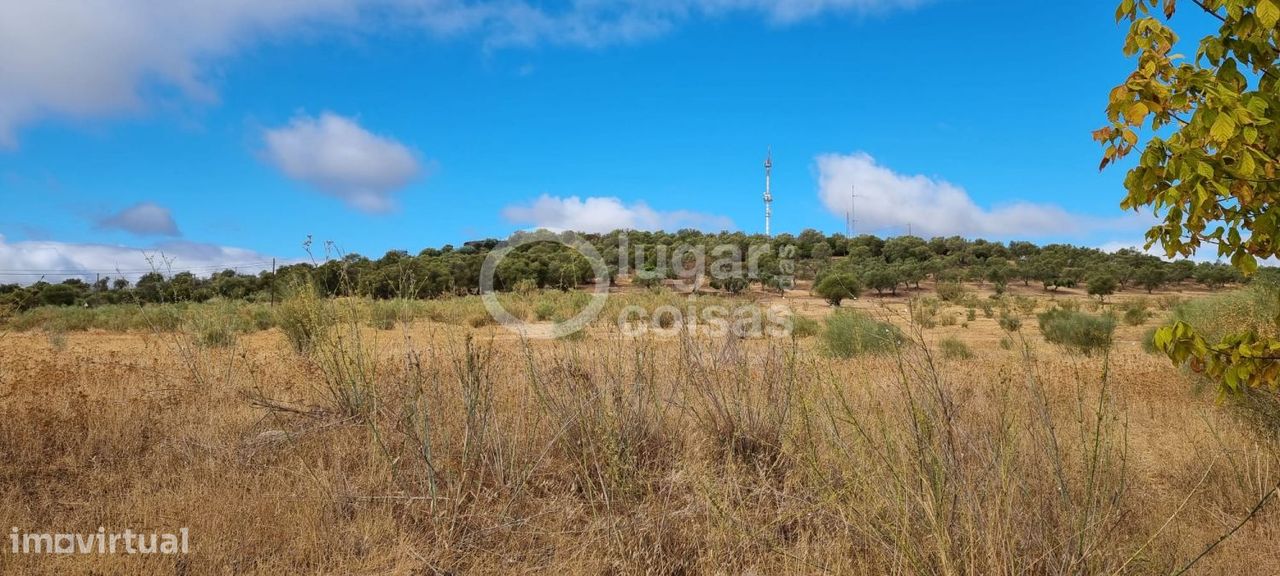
<box><xmin>0</xmin><ymin>284</ymin><xmax>1277</xmax><ymax>573</ymax></box>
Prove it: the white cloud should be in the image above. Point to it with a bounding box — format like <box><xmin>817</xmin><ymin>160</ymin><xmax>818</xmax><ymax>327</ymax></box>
<box><xmin>502</xmin><ymin>194</ymin><xmax>733</xmax><ymax>233</ymax></box>
<box><xmin>262</xmin><ymin>112</ymin><xmax>423</xmax><ymax>213</ymax></box>
<box><xmin>97</xmin><ymin>202</ymin><xmax>181</xmax><ymax>237</ymax></box>
<box><xmin>0</xmin><ymin>0</ymin><xmax>922</xmax><ymax>146</ymax></box>
<box><xmin>0</xmin><ymin>235</ymin><xmax>273</xmax><ymax>285</ymax></box>
<box><xmin>815</xmin><ymin>152</ymin><xmax>1145</xmax><ymax>238</ymax></box>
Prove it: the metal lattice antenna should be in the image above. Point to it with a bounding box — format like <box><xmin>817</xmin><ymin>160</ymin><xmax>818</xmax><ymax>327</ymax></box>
<box><xmin>850</xmin><ymin>184</ymin><xmax>858</xmax><ymax>236</ymax></box>
<box><xmin>763</xmin><ymin>147</ymin><xmax>773</xmax><ymax>238</ymax></box>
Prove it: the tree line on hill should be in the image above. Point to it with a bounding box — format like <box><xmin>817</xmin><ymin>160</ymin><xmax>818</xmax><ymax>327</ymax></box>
<box><xmin>0</xmin><ymin>229</ymin><xmax>1252</xmax><ymax>311</ymax></box>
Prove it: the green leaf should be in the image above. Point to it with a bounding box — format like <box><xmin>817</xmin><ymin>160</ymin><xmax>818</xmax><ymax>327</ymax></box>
<box><xmin>1210</xmin><ymin>113</ymin><xmax>1237</xmax><ymax>143</ymax></box>
<box><xmin>1258</xmin><ymin>0</ymin><xmax>1280</xmax><ymax>28</ymax></box>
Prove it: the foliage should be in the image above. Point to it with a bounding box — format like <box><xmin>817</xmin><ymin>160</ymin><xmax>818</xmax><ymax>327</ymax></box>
<box><xmin>1087</xmin><ymin>273</ymin><xmax>1119</xmax><ymax>302</ymax></box>
<box><xmin>276</xmin><ymin>286</ymin><xmax>333</xmax><ymax>355</ymax></box>
<box><xmin>999</xmin><ymin>312</ymin><xmax>1023</xmax><ymax>332</ymax></box>
<box><xmin>938</xmin><ymin>336</ymin><xmax>974</xmax><ymax>360</ymax></box>
<box><xmin>1122</xmin><ymin>299</ymin><xmax>1152</xmax><ymax>326</ymax></box>
<box><xmin>822</xmin><ymin>310</ymin><xmax>903</xmax><ymax>358</ymax></box>
<box><xmin>936</xmin><ymin>280</ymin><xmax>967</xmax><ymax>302</ymax></box>
<box><xmin>1037</xmin><ymin>308</ymin><xmax>1116</xmax><ymax>356</ymax></box>
<box><xmin>1101</xmin><ymin>0</ymin><xmax>1280</xmax><ymax>390</ymax></box>
<box><xmin>790</xmin><ymin>315</ymin><xmax>821</xmax><ymax>338</ymax></box>
<box><xmin>814</xmin><ymin>273</ymin><xmax>861</xmax><ymax>306</ymax></box>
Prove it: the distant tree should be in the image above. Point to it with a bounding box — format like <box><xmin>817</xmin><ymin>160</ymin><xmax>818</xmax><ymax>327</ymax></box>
<box><xmin>863</xmin><ymin>267</ymin><xmax>901</xmax><ymax>296</ymax></box>
<box><xmin>810</xmin><ymin>242</ymin><xmax>833</xmax><ymax>262</ymax></box>
<box><xmin>986</xmin><ymin>265</ymin><xmax>1010</xmax><ymax>295</ymax></box>
<box><xmin>814</xmin><ymin>273</ymin><xmax>861</xmax><ymax>306</ymax></box>
<box><xmin>1086</xmin><ymin>273</ymin><xmax>1118</xmax><ymax>303</ymax></box>
<box><xmin>1135</xmin><ymin>266</ymin><xmax>1166</xmax><ymax>294</ymax></box>
<box><xmin>710</xmin><ymin>276</ymin><xmax>749</xmax><ymax>294</ymax></box>
<box><xmin>39</xmin><ymin>284</ymin><xmax>79</xmax><ymax>306</ymax></box>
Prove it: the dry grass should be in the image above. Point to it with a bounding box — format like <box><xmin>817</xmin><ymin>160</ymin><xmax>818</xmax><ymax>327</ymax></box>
<box><xmin>1</xmin><ymin>289</ymin><xmax>1279</xmax><ymax>574</ymax></box>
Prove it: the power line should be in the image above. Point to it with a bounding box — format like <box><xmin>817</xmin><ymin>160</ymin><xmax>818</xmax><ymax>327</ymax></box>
<box><xmin>0</xmin><ymin>261</ymin><xmax>275</xmax><ymax>275</ymax></box>
<box><xmin>0</xmin><ymin>262</ymin><xmax>278</xmax><ymax>280</ymax></box>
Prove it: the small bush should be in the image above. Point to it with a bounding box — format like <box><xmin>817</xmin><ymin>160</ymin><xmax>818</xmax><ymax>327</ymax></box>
<box><xmin>1037</xmin><ymin>308</ymin><xmax>1115</xmax><ymax>356</ymax></box>
<box><xmin>1157</xmin><ymin>294</ymin><xmax>1185</xmax><ymax>310</ymax></box>
<box><xmin>999</xmin><ymin>336</ymin><xmax>1013</xmax><ymax>350</ymax></box>
<box><xmin>822</xmin><ymin>311</ymin><xmax>903</xmax><ymax>358</ymax></box>
<box><xmin>911</xmin><ymin>298</ymin><xmax>939</xmax><ymax>328</ymax></box>
<box><xmin>936</xmin><ymin>281</ymin><xmax>966</xmax><ymax>303</ymax></box>
<box><xmin>966</xmin><ymin>308</ymin><xmax>976</xmax><ymax>322</ymax></box>
<box><xmin>790</xmin><ymin>315</ymin><xmax>821</xmax><ymax>338</ymax></box>
<box><xmin>939</xmin><ymin>312</ymin><xmax>958</xmax><ymax>327</ymax></box>
<box><xmin>513</xmin><ymin>278</ymin><xmax>539</xmax><ymax>296</ymax></box>
<box><xmin>534</xmin><ymin>301</ymin><xmax>556</xmax><ymax>321</ymax></box>
<box><xmin>368</xmin><ymin>301</ymin><xmax>402</xmax><ymax>330</ymax></box>
<box><xmin>249</xmin><ymin>307</ymin><xmax>276</xmax><ymax>331</ymax></box>
<box><xmin>276</xmin><ymin>286</ymin><xmax>333</xmax><ymax>355</ymax></box>
<box><xmin>198</xmin><ymin>322</ymin><xmax>236</xmax><ymax>348</ymax></box>
<box><xmin>1123</xmin><ymin>306</ymin><xmax>1150</xmax><ymax>326</ymax></box>
<box><xmin>938</xmin><ymin>336</ymin><xmax>973</xmax><ymax>360</ymax></box>
<box><xmin>1012</xmin><ymin>295</ymin><xmax>1037</xmax><ymax>315</ymax></box>
<box><xmin>998</xmin><ymin>313</ymin><xmax>1022</xmax><ymax>332</ymax></box>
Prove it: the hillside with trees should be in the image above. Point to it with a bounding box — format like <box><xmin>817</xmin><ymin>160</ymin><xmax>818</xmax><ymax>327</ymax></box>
<box><xmin>0</xmin><ymin>229</ymin><xmax>1249</xmax><ymax>310</ymax></box>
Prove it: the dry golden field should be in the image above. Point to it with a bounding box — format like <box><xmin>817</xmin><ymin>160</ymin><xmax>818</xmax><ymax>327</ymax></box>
<box><xmin>1</xmin><ymin>284</ymin><xmax>1278</xmax><ymax>574</ymax></box>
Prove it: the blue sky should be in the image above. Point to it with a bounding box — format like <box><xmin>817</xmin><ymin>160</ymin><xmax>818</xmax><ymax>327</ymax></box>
<box><xmin>0</xmin><ymin>0</ymin><xmax>1212</xmax><ymax>280</ymax></box>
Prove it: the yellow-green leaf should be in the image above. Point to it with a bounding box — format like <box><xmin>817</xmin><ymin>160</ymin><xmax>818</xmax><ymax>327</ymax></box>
<box><xmin>1258</xmin><ymin>0</ymin><xmax>1280</xmax><ymax>28</ymax></box>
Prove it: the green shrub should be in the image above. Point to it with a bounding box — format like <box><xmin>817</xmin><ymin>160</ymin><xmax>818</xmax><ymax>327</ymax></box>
<box><xmin>998</xmin><ymin>312</ymin><xmax>1022</xmax><ymax>332</ymax></box>
<box><xmin>198</xmin><ymin>322</ymin><xmax>236</xmax><ymax>348</ymax></box>
<box><xmin>1037</xmin><ymin>308</ymin><xmax>1115</xmax><ymax>356</ymax></box>
<box><xmin>999</xmin><ymin>336</ymin><xmax>1013</xmax><ymax>350</ymax></box>
<box><xmin>368</xmin><ymin>301</ymin><xmax>402</xmax><ymax>330</ymax></box>
<box><xmin>534</xmin><ymin>301</ymin><xmax>556</xmax><ymax>321</ymax></box>
<box><xmin>249</xmin><ymin>307</ymin><xmax>276</xmax><ymax>331</ymax></box>
<box><xmin>938</xmin><ymin>336</ymin><xmax>973</xmax><ymax>360</ymax></box>
<box><xmin>815</xmin><ymin>273</ymin><xmax>862</xmax><ymax>306</ymax></box>
<box><xmin>276</xmin><ymin>287</ymin><xmax>333</xmax><ymax>354</ymax></box>
<box><xmin>911</xmin><ymin>298</ymin><xmax>940</xmax><ymax>328</ymax></box>
<box><xmin>1123</xmin><ymin>306</ymin><xmax>1150</xmax><ymax>327</ymax></box>
<box><xmin>822</xmin><ymin>310</ymin><xmax>903</xmax><ymax>358</ymax></box>
<box><xmin>966</xmin><ymin>308</ymin><xmax>976</xmax><ymax>322</ymax></box>
<box><xmin>191</xmin><ymin>305</ymin><xmax>238</xmax><ymax>348</ymax></box>
<box><xmin>939</xmin><ymin>312</ymin><xmax>958</xmax><ymax>327</ymax></box>
<box><xmin>936</xmin><ymin>281</ymin><xmax>966</xmax><ymax>303</ymax></box>
<box><xmin>790</xmin><ymin>315</ymin><xmax>821</xmax><ymax>338</ymax></box>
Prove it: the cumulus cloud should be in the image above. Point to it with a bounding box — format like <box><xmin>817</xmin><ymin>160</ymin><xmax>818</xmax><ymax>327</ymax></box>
<box><xmin>0</xmin><ymin>0</ymin><xmax>922</xmax><ymax>146</ymax></box>
<box><xmin>96</xmin><ymin>202</ymin><xmax>181</xmax><ymax>237</ymax></box>
<box><xmin>0</xmin><ymin>234</ymin><xmax>273</xmax><ymax>284</ymax></box>
<box><xmin>502</xmin><ymin>194</ymin><xmax>733</xmax><ymax>233</ymax></box>
<box><xmin>815</xmin><ymin>152</ymin><xmax>1145</xmax><ymax>238</ymax></box>
<box><xmin>262</xmin><ymin>112</ymin><xmax>423</xmax><ymax>213</ymax></box>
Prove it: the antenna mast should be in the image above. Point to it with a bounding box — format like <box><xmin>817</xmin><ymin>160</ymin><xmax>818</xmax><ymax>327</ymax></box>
<box><xmin>763</xmin><ymin>147</ymin><xmax>773</xmax><ymax>238</ymax></box>
<box><xmin>849</xmin><ymin>184</ymin><xmax>858</xmax><ymax>236</ymax></box>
